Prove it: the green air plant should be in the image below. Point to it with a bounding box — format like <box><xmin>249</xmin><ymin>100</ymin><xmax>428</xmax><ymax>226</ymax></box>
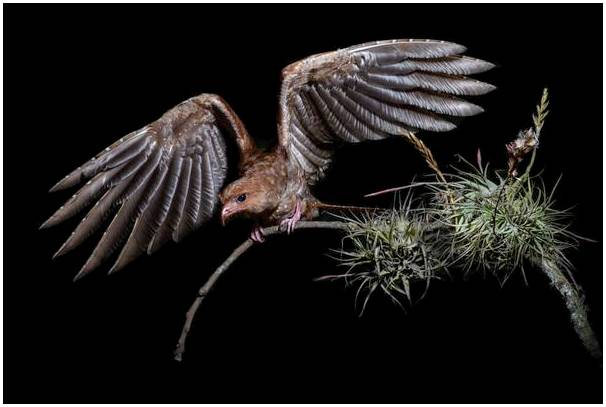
<box><xmin>326</xmin><ymin>89</ymin><xmax>601</xmax><ymax>362</ymax></box>
<box><xmin>319</xmin><ymin>195</ymin><xmax>446</xmax><ymax>313</ymax></box>
<box><xmin>425</xmin><ymin>158</ymin><xmax>579</xmax><ymax>285</ymax></box>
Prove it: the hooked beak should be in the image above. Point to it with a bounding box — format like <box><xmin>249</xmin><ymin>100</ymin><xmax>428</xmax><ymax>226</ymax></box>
<box><xmin>221</xmin><ymin>204</ymin><xmax>238</xmax><ymax>226</ymax></box>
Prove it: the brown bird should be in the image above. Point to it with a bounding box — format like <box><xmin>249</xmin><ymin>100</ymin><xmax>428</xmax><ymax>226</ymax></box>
<box><xmin>41</xmin><ymin>39</ymin><xmax>495</xmax><ymax>280</ymax></box>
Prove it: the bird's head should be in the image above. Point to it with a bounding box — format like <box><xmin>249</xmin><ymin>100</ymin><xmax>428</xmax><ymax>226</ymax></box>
<box><xmin>219</xmin><ymin>177</ymin><xmax>274</xmax><ymax>225</ymax></box>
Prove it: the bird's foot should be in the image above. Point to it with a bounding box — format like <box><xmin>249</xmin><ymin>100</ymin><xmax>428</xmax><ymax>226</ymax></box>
<box><xmin>250</xmin><ymin>224</ymin><xmax>265</xmax><ymax>243</ymax></box>
<box><xmin>280</xmin><ymin>200</ymin><xmax>303</xmax><ymax>234</ymax></box>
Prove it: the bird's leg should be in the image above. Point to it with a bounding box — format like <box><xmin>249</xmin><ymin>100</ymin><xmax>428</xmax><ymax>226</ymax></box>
<box><xmin>249</xmin><ymin>224</ymin><xmax>265</xmax><ymax>243</ymax></box>
<box><xmin>280</xmin><ymin>199</ymin><xmax>303</xmax><ymax>234</ymax></box>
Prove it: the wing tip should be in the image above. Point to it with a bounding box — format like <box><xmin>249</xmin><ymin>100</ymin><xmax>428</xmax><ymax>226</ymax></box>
<box><xmin>481</xmin><ymin>82</ymin><xmax>498</xmax><ymax>95</ymax></box>
<box><xmin>73</xmin><ymin>252</ymin><xmax>101</xmax><ymax>281</ymax></box>
<box><xmin>443</xmin><ymin>121</ymin><xmax>458</xmax><ymax>132</ymax></box>
<box><xmin>52</xmin><ymin>248</ymin><xmax>63</xmax><ymax>260</ymax></box>
<box><xmin>147</xmin><ymin>237</ymin><xmax>163</xmax><ymax>255</ymax></box>
<box><xmin>459</xmin><ymin>102</ymin><xmax>485</xmax><ymax>117</ymax></box>
<box><xmin>52</xmin><ymin>231</ymin><xmax>79</xmax><ymax>259</ymax></box>
<box><xmin>465</xmin><ymin>59</ymin><xmax>496</xmax><ymax>75</ymax></box>
<box><xmin>447</xmin><ymin>41</ymin><xmax>467</xmax><ymax>55</ymax></box>
<box><xmin>71</xmin><ymin>251</ymin><xmax>130</xmax><ymax>281</ymax></box>
<box><xmin>408</xmin><ymin>39</ymin><xmax>467</xmax><ymax>58</ymax></box>
<box><xmin>466</xmin><ymin>80</ymin><xmax>497</xmax><ymax>96</ymax></box>
<box><xmin>72</xmin><ymin>267</ymin><xmax>89</xmax><ymax>282</ymax></box>
<box><xmin>482</xmin><ymin>60</ymin><xmax>497</xmax><ymax>72</ymax></box>
<box><xmin>39</xmin><ymin>217</ymin><xmax>54</xmax><ymax>230</ymax></box>
<box><xmin>49</xmin><ymin>172</ymin><xmax>80</xmax><ymax>193</ymax></box>
<box><xmin>107</xmin><ymin>263</ymin><xmax>122</xmax><ymax>276</ymax></box>
<box><xmin>473</xmin><ymin>104</ymin><xmax>485</xmax><ymax>115</ymax></box>
<box><xmin>49</xmin><ymin>182</ymin><xmax>65</xmax><ymax>193</ymax></box>
<box><xmin>172</xmin><ymin>223</ymin><xmax>190</xmax><ymax>244</ymax></box>
<box><xmin>107</xmin><ymin>249</ymin><xmax>139</xmax><ymax>276</ymax></box>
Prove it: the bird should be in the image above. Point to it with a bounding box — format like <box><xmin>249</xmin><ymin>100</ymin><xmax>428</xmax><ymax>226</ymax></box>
<box><xmin>41</xmin><ymin>39</ymin><xmax>496</xmax><ymax>281</ymax></box>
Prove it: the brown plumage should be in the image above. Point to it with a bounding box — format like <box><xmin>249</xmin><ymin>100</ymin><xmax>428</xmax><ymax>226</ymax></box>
<box><xmin>41</xmin><ymin>39</ymin><xmax>495</xmax><ymax>280</ymax></box>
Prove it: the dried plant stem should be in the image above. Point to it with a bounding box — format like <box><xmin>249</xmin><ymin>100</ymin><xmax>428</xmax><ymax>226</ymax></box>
<box><xmin>403</xmin><ymin>132</ymin><xmax>447</xmax><ymax>184</ymax></box>
<box><xmin>174</xmin><ymin>220</ymin><xmax>350</xmax><ymax>361</ymax></box>
<box><xmin>366</xmin><ymin>133</ymin><xmax>448</xmax><ymax>199</ymax></box>
<box><xmin>540</xmin><ymin>258</ymin><xmax>602</xmax><ymax>362</ymax></box>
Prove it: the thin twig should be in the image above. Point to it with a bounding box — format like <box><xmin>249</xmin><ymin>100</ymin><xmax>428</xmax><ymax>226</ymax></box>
<box><xmin>174</xmin><ymin>220</ymin><xmax>350</xmax><ymax>361</ymax></box>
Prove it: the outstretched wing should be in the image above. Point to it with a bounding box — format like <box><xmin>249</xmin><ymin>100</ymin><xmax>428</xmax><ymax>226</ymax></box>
<box><xmin>42</xmin><ymin>94</ymin><xmax>254</xmax><ymax>280</ymax></box>
<box><xmin>277</xmin><ymin>39</ymin><xmax>495</xmax><ymax>183</ymax></box>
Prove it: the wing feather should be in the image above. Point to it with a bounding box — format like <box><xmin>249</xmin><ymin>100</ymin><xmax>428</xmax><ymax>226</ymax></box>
<box><xmin>51</xmin><ymin>150</ymin><xmax>152</xmax><ymax>258</ymax></box>
<box><xmin>49</xmin><ymin>129</ymin><xmax>150</xmax><ymax>192</ymax></box>
<box><xmin>277</xmin><ymin>39</ymin><xmax>495</xmax><ymax>183</ymax></box>
<box><xmin>347</xmin><ymin>80</ymin><xmax>484</xmax><ymax>117</ymax></box>
<box><xmin>42</xmin><ymin>141</ymin><xmax>153</xmax><ymax>228</ymax></box>
<box><xmin>43</xmin><ymin>94</ymin><xmax>250</xmax><ymax>278</ymax></box>
<box><xmin>148</xmin><ymin>155</ymin><xmax>193</xmax><ymax>254</ymax></box>
<box><xmin>347</xmin><ymin>89</ymin><xmax>457</xmax><ymax>132</ymax></box>
<box><xmin>112</xmin><ymin>152</ymin><xmax>185</xmax><ymax>271</ymax></box>
<box><xmin>199</xmin><ymin>149</ymin><xmax>218</xmax><ymax>222</ymax></box>
<box><xmin>75</xmin><ymin>145</ymin><xmax>165</xmax><ymax>279</ymax></box>
<box><xmin>370</xmin><ymin>56</ymin><xmax>495</xmax><ymax>76</ymax></box>
<box><xmin>332</xmin><ymin>88</ymin><xmax>402</xmax><ymax>135</ymax></box>
<box><xmin>292</xmin><ymin>93</ymin><xmax>334</xmax><ymax>145</ymax></box>
<box><xmin>366</xmin><ymin>72</ymin><xmax>495</xmax><ymax>96</ymax></box>
<box><xmin>322</xmin><ymin>86</ymin><xmax>387</xmax><ymax>142</ymax></box>
<box><xmin>175</xmin><ymin>153</ymin><xmax>203</xmax><ymax>242</ymax></box>
<box><xmin>307</xmin><ymin>86</ymin><xmax>362</xmax><ymax>143</ymax></box>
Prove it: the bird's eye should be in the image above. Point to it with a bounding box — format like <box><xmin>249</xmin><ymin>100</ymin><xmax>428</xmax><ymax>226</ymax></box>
<box><xmin>236</xmin><ymin>193</ymin><xmax>247</xmax><ymax>203</ymax></box>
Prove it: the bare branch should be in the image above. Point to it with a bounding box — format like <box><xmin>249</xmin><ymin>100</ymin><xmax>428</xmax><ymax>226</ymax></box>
<box><xmin>174</xmin><ymin>220</ymin><xmax>350</xmax><ymax>361</ymax></box>
<box><xmin>540</xmin><ymin>258</ymin><xmax>602</xmax><ymax>363</ymax></box>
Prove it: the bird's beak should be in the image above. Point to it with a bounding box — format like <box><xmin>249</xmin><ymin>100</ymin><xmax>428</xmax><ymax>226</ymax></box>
<box><xmin>221</xmin><ymin>205</ymin><xmax>236</xmax><ymax>226</ymax></box>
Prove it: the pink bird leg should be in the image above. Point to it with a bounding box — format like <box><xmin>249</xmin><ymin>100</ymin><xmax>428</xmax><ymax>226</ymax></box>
<box><xmin>280</xmin><ymin>200</ymin><xmax>303</xmax><ymax>234</ymax></box>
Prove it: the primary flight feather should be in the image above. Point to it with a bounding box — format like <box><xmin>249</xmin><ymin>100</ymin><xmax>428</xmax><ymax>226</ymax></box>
<box><xmin>41</xmin><ymin>39</ymin><xmax>495</xmax><ymax>280</ymax></box>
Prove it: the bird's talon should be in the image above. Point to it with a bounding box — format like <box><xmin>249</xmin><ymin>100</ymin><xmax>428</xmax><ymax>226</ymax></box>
<box><xmin>250</xmin><ymin>225</ymin><xmax>265</xmax><ymax>243</ymax></box>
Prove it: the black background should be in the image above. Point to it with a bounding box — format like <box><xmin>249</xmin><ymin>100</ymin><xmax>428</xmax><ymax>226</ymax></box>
<box><xmin>4</xmin><ymin>3</ymin><xmax>603</xmax><ymax>403</ymax></box>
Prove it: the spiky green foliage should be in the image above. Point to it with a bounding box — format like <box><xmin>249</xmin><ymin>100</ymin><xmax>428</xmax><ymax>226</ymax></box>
<box><xmin>327</xmin><ymin>87</ymin><xmax>576</xmax><ymax>297</ymax></box>
<box><xmin>320</xmin><ymin>89</ymin><xmax>600</xmax><ymax>361</ymax></box>
<box><xmin>321</xmin><ymin>198</ymin><xmax>446</xmax><ymax>313</ymax></box>
<box><xmin>423</xmin><ymin>160</ymin><xmax>580</xmax><ymax>285</ymax></box>
<box><xmin>417</xmin><ymin>88</ymin><xmax>576</xmax><ymax>284</ymax></box>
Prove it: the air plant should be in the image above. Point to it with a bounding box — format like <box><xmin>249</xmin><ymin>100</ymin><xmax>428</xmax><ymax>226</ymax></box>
<box><xmin>325</xmin><ymin>89</ymin><xmax>601</xmax><ymax>361</ymax></box>
<box><xmin>425</xmin><ymin>157</ymin><xmax>579</xmax><ymax>286</ymax></box>
<box><xmin>319</xmin><ymin>196</ymin><xmax>445</xmax><ymax>313</ymax></box>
